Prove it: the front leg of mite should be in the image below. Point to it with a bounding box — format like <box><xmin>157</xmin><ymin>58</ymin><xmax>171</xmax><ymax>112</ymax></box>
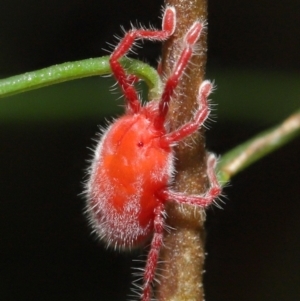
<box><xmin>109</xmin><ymin>6</ymin><xmax>176</xmax><ymax>114</ymax></box>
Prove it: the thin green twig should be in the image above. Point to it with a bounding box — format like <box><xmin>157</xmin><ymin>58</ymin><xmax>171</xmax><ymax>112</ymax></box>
<box><xmin>0</xmin><ymin>56</ymin><xmax>162</xmax><ymax>100</ymax></box>
<box><xmin>217</xmin><ymin>109</ymin><xmax>300</xmax><ymax>183</ymax></box>
<box><xmin>1</xmin><ymin>56</ymin><xmax>299</xmax><ymax>184</ymax></box>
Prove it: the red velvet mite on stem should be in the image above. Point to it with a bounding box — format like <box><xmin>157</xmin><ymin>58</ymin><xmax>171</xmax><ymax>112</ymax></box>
<box><xmin>85</xmin><ymin>6</ymin><xmax>221</xmax><ymax>301</ymax></box>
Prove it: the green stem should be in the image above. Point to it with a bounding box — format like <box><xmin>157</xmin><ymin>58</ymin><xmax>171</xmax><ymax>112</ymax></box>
<box><xmin>1</xmin><ymin>55</ymin><xmax>299</xmax><ymax>186</ymax></box>
<box><xmin>217</xmin><ymin>109</ymin><xmax>300</xmax><ymax>183</ymax></box>
<box><xmin>0</xmin><ymin>56</ymin><xmax>162</xmax><ymax>100</ymax></box>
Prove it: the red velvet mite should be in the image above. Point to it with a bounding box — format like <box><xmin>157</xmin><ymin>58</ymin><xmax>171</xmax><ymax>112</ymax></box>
<box><xmin>85</xmin><ymin>6</ymin><xmax>221</xmax><ymax>301</ymax></box>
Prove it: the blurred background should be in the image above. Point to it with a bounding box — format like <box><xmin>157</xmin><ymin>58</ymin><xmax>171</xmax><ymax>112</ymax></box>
<box><xmin>0</xmin><ymin>0</ymin><xmax>299</xmax><ymax>300</ymax></box>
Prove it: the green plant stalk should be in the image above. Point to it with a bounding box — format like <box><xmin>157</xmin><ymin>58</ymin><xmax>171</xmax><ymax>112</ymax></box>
<box><xmin>218</xmin><ymin>110</ymin><xmax>300</xmax><ymax>183</ymax></box>
<box><xmin>0</xmin><ymin>56</ymin><xmax>162</xmax><ymax>100</ymax></box>
<box><xmin>1</xmin><ymin>56</ymin><xmax>299</xmax><ymax>185</ymax></box>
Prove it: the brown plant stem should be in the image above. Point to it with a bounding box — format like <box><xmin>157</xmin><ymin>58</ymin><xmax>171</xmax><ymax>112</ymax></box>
<box><xmin>157</xmin><ymin>0</ymin><xmax>208</xmax><ymax>301</ymax></box>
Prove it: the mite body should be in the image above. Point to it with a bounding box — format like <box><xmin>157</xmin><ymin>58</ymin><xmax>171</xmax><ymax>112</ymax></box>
<box><xmin>85</xmin><ymin>6</ymin><xmax>221</xmax><ymax>301</ymax></box>
<box><xmin>87</xmin><ymin>104</ymin><xmax>173</xmax><ymax>248</ymax></box>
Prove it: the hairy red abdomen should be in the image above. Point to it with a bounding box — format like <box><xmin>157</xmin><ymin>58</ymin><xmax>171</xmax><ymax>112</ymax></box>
<box><xmin>86</xmin><ymin>106</ymin><xmax>173</xmax><ymax>249</ymax></box>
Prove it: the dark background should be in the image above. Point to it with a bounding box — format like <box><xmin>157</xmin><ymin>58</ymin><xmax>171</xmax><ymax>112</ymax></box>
<box><xmin>1</xmin><ymin>0</ymin><xmax>300</xmax><ymax>73</ymax></box>
<box><xmin>1</xmin><ymin>1</ymin><xmax>300</xmax><ymax>301</ymax></box>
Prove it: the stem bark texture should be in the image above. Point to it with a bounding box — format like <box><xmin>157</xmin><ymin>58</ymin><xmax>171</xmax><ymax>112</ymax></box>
<box><xmin>157</xmin><ymin>0</ymin><xmax>208</xmax><ymax>300</ymax></box>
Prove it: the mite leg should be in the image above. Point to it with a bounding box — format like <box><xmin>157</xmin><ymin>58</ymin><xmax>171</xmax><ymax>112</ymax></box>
<box><xmin>160</xmin><ymin>80</ymin><xmax>212</xmax><ymax>147</ymax></box>
<box><xmin>110</xmin><ymin>6</ymin><xmax>176</xmax><ymax>114</ymax></box>
<box><xmin>141</xmin><ymin>203</ymin><xmax>165</xmax><ymax>301</ymax></box>
<box><xmin>158</xmin><ymin>154</ymin><xmax>221</xmax><ymax>207</ymax></box>
<box><xmin>154</xmin><ymin>21</ymin><xmax>205</xmax><ymax>129</ymax></box>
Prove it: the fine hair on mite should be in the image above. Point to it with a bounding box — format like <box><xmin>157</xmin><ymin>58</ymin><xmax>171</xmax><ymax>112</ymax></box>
<box><xmin>84</xmin><ymin>5</ymin><xmax>221</xmax><ymax>301</ymax></box>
